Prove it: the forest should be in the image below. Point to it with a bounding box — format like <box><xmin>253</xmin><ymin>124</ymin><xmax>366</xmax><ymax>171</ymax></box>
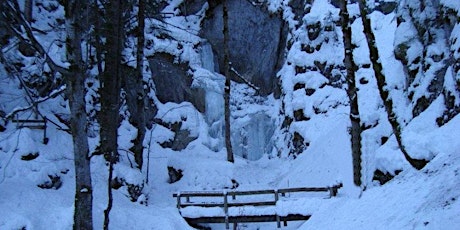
<box><xmin>0</xmin><ymin>0</ymin><xmax>459</xmax><ymax>229</ymax></box>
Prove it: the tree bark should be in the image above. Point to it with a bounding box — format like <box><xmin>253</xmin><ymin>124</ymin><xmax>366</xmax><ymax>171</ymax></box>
<box><xmin>100</xmin><ymin>0</ymin><xmax>124</xmax><ymax>228</ymax></box>
<box><xmin>357</xmin><ymin>0</ymin><xmax>428</xmax><ymax>170</ymax></box>
<box><xmin>2</xmin><ymin>1</ymin><xmax>93</xmax><ymax>228</ymax></box>
<box><xmin>130</xmin><ymin>0</ymin><xmax>146</xmax><ymax>170</ymax></box>
<box><xmin>64</xmin><ymin>0</ymin><xmax>93</xmax><ymax>229</ymax></box>
<box><xmin>223</xmin><ymin>0</ymin><xmax>234</xmax><ymax>163</ymax></box>
<box><xmin>339</xmin><ymin>0</ymin><xmax>363</xmax><ymax>186</ymax></box>
<box><xmin>24</xmin><ymin>0</ymin><xmax>33</xmax><ymax>22</ymax></box>
<box><xmin>100</xmin><ymin>0</ymin><xmax>123</xmax><ymax>162</ymax></box>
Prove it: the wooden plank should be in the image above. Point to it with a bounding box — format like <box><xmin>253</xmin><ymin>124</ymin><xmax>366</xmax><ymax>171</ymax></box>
<box><xmin>173</xmin><ymin>191</ymin><xmax>224</xmax><ymax>197</ymax></box>
<box><xmin>278</xmin><ymin>187</ymin><xmax>329</xmax><ymax>194</ymax></box>
<box><xmin>180</xmin><ymin>201</ymin><xmax>276</xmax><ymax>208</ymax></box>
<box><xmin>176</xmin><ymin>189</ymin><xmax>276</xmax><ymax>197</ymax></box>
<box><xmin>14</xmin><ymin>122</ymin><xmax>46</xmax><ymax>128</ymax></box>
<box><xmin>185</xmin><ymin>214</ymin><xmax>311</xmax><ymax>224</ymax></box>
<box><xmin>17</xmin><ymin>124</ymin><xmax>45</xmax><ymax>128</ymax></box>
<box><xmin>229</xmin><ymin>189</ymin><xmax>276</xmax><ymax>196</ymax></box>
<box><xmin>174</xmin><ymin>185</ymin><xmax>342</xmax><ymax>199</ymax></box>
<box><xmin>12</xmin><ymin>119</ymin><xmax>46</xmax><ymax>123</ymax></box>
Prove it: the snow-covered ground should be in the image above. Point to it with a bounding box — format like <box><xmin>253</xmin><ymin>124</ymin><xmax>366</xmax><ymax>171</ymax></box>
<box><xmin>1</xmin><ymin>97</ymin><xmax>459</xmax><ymax>230</ymax></box>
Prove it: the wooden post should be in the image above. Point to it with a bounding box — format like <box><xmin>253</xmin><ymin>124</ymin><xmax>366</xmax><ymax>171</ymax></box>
<box><xmin>14</xmin><ymin>114</ymin><xmax>19</xmax><ymax>128</ymax></box>
<box><xmin>224</xmin><ymin>192</ymin><xmax>229</xmax><ymax>229</ymax></box>
<box><xmin>332</xmin><ymin>186</ymin><xmax>339</xmax><ymax>197</ymax></box>
<box><xmin>275</xmin><ymin>189</ymin><xmax>280</xmax><ymax>228</ymax></box>
<box><xmin>43</xmin><ymin>117</ymin><xmax>48</xmax><ymax>144</ymax></box>
<box><xmin>176</xmin><ymin>193</ymin><xmax>181</xmax><ymax>210</ymax></box>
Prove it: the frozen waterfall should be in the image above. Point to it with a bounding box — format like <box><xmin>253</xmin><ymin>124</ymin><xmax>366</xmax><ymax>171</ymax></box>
<box><xmin>196</xmin><ymin>40</ymin><xmax>275</xmax><ymax>160</ymax></box>
<box><xmin>197</xmin><ymin>40</ymin><xmax>225</xmax><ymax>151</ymax></box>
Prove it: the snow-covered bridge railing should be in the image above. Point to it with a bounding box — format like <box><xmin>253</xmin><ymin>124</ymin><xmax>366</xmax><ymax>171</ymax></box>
<box><xmin>173</xmin><ymin>183</ymin><xmax>342</xmax><ymax>229</ymax></box>
<box><xmin>12</xmin><ymin>116</ymin><xmax>48</xmax><ymax>144</ymax></box>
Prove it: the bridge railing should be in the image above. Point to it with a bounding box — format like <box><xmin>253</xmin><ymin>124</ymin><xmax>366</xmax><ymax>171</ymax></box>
<box><xmin>172</xmin><ymin>183</ymin><xmax>343</xmax><ymax>229</ymax></box>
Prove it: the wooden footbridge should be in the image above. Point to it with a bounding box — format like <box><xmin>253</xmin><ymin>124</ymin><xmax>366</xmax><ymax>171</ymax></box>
<box><xmin>173</xmin><ymin>183</ymin><xmax>342</xmax><ymax>229</ymax></box>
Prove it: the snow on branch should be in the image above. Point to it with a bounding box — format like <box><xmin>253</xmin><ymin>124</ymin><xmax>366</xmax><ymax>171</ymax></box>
<box><xmin>245</xmin><ymin>0</ymin><xmax>264</xmax><ymax>6</ymax></box>
<box><xmin>229</xmin><ymin>65</ymin><xmax>260</xmax><ymax>92</ymax></box>
<box><xmin>2</xmin><ymin>0</ymin><xmax>70</xmax><ymax>76</ymax></box>
<box><xmin>5</xmin><ymin>85</ymin><xmax>66</xmax><ymax>120</ymax></box>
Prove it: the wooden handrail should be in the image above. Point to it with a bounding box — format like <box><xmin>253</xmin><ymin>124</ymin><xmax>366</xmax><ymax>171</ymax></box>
<box><xmin>178</xmin><ymin>201</ymin><xmax>277</xmax><ymax>208</ymax></box>
<box><xmin>174</xmin><ymin>184</ymin><xmax>342</xmax><ymax>229</ymax></box>
<box><xmin>173</xmin><ymin>191</ymin><xmax>224</xmax><ymax>197</ymax></box>
<box><xmin>12</xmin><ymin>116</ymin><xmax>48</xmax><ymax>144</ymax></box>
<box><xmin>173</xmin><ymin>184</ymin><xmax>343</xmax><ymax>200</ymax></box>
<box><xmin>12</xmin><ymin>119</ymin><xmax>46</xmax><ymax>123</ymax></box>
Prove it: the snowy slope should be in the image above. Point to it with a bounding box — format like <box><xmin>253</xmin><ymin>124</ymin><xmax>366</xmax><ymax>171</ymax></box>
<box><xmin>299</xmin><ymin>114</ymin><xmax>460</xmax><ymax>230</ymax></box>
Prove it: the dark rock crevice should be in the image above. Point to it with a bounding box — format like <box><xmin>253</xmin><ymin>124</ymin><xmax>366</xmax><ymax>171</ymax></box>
<box><xmin>201</xmin><ymin>0</ymin><xmax>285</xmax><ymax>96</ymax></box>
<box><xmin>148</xmin><ymin>52</ymin><xmax>205</xmax><ymax>113</ymax></box>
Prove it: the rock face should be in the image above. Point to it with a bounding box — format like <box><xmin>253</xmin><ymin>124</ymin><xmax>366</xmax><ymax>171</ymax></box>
<box><xmin>148</xmin><ymin>53</ymin><xmax>205</xmax><ymax>112</ymax></box>
<box><xmin>167</xmin><ymin>166</ymin><xmax>183</xmax><ymax>183</ymax></box>
<box><xmin>201</xmin><ymin>0</ymin><xmax>285</xmax><ymax>95</ymax></box>
<box><xmin>177</xmin><ymin>0</ymin><xmax>207</xmax><ymax>16</ymax></box>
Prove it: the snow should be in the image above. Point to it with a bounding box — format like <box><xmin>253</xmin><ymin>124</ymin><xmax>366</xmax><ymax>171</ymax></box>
<box><xmin>299</xmin><ymin>117</ymin><xmax>460</xmax><ymax>229</ymax></box>
<box><xmin>302</xmin><ymin>0</ymin><xmax>340</xmax><ymax>24</ymax></box>
<box><xmin>280</xmin><ymin>113</ymin><xmax>356</xmax><ymax>194</ymax></box>
<box><xmin>441</xmin><ymin>0</ymin><xmax>460</xmax><ymax>15</ymax></box>
<box><xmin>451</xmin><ymin>23</ymin><xmax>460</xmax><ymax>60</ymax></box>
<box><xmin>370</xmin><ymin>10</ymin><xmax>413</xmax><ymax>124</ymax></box>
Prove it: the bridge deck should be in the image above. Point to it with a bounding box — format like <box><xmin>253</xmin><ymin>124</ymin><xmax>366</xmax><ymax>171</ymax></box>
<box><xmin>186</xmin><ymin>214</ymin><xmax>311</xmax><ymax>229</ymax></box>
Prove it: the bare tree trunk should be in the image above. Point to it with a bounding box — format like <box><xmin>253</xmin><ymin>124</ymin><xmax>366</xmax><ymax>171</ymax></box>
<box><xmin>104</xmin><ymin>158</ymin><xmax>114</xmax><ymax>230</ymax></box>
<box><xmin>100</xmin><ymin>1</ymin><xmax>123</xmax><ymax>161</ymax></box>
<box><xmin>1</xmin><ymin>3</ymin><xmax>93</xmax><ymax>227</ymax></box>
<box><xmin>339</xmin><ymin>0</ymin><xmax>362</xmax><ymax>186</ymax></box>
<box><xmin>100</xmin><ymin>0</ymin><xmax>124</xmax><ymax>228</ymax></box>
<box><xmin>223</xmin><ymin>0</ymin><xmax>234</xmax><ymax>163</ymax></box>
<box><xmin>64</xmin><ymin>0</ymin><xmax>93</xmax><ymax>229</ymax></box>
<box><xmin>24</xmin><ymin>0</ymin><xmax>33</xmax><ymax>22</ymax></box>
<box><xmin>357</xmin><ymin>0</ymin><xmax>428</xmax><ymax>170</ymax></box>
<box><xmin>130</xmin><ymin>0</ymin><xmax>146</xmax><ymax>170</ymax></box>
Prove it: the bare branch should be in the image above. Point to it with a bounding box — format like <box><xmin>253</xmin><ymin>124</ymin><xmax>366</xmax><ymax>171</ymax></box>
<box><xmin>5</xmin><ymin>85</ymin><xmax>66</xmax><ymax>120</ymax></box>
<box><xmin>229</xmin><ymin>65</ymin><xmax>260</xmax><ymax>92</ymax></box>
<box><xmin>2</xmin><ymin>0</ymin><xmax>70</xmax><ymax>76</ymax></box>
